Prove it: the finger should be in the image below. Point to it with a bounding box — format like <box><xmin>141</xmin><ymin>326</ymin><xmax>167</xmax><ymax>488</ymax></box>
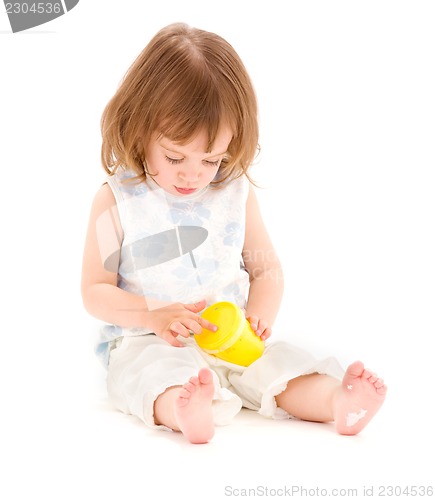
<box><xmin>169</xmin><ymin>321</ymin><xmax>190</xmax><ymax>338</ymax></box>
<box><xmin>183</xmin><ymin>301</ymin><xmax>218</xmax><ymax>332</ymax></box>
<box><xmin>180</xmin><ymin>316</ymin><xmax>217</xmax><ymax>334</ymax></box>
<box><xmin>248</xmin><ymin>315</ymin><xmax>259</xmax><ymax>333</ymax></box>
<box><xmin>260</xmin><ymin>327</ymin><xmax>272</xmax><ymax>341</ymax></box>
<box><xmin>161</xmin><ymin>331</ymin><xmax>184</xmax><ymax>347</ymax></box>
<box><xmin>198</xmin><ymin>316</ymin><xmax>218</xmax><ymax>332</ymax></box>
<box><xmin>182</xmin><ymin>318</ymin><xmax>204</xmax><ymax>335</ymax></box>
<box><xmin>257</xmin><ymin>319</ymin><xmax>268</xmax><ymax>335</ymax></box>
<box><xmin>184</xmin><ymin>299</ymin><xmax>207</xmax><ymax>313</ymax></box>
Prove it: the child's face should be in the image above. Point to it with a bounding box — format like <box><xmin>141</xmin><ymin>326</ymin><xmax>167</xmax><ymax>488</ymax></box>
<box><xmin>145</xmin><ymin>127</ymin><xmax>232</xmax><ymax>196</ymax></box>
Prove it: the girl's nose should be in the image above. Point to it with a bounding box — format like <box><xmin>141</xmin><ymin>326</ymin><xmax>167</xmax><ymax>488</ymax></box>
<box><xmin>179</xmin><ymin>164</ymin><xmax>200</xmax><ymax>182</ymax></box>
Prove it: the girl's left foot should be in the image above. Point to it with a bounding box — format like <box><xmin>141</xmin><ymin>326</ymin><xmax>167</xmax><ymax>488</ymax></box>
<box><xmin>334</xmin><ymin>361</ymin><xmax>387</xmax><ymax>435</ymax></box>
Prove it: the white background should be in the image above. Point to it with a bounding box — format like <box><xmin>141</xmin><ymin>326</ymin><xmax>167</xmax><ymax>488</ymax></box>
<box><xmin>1</xmin><ymin>1</ymin><xmax>434</xmax><ymax>499</ymax></box>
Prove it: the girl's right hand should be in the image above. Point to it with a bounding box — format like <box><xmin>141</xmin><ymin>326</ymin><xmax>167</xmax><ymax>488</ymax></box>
<box><xmin>145</xmin><ymin>299</ymin><xmax>217</xmax><ymax>347</ymax></box>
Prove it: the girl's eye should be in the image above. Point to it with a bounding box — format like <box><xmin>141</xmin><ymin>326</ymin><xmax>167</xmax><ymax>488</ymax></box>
<box><xmin>165</xmin><ymin>156</ymin><xmax>221</xmax><ymax>167</ymax></box>
<box><xmin>204</xmin><ymin>159</ymin><xmax>220</xmax><ymax>167</ymax></box>
<box><xmin>165</xmin><ymin>156</ymin><xmax>183</xmax><ymax>165</ymax></box>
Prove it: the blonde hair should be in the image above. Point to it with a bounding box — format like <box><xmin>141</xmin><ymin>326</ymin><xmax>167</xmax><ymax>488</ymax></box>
<box><xmin>101</xmin><ymin>23</ymin><xmax>259</xmax><ymax>185</ymax></box>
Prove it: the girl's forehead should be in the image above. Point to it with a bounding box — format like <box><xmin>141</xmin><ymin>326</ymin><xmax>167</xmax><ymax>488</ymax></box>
<box><xmin>157</xmin><ymin>127</ymin><xmax>233</xmax><ymax>154</ymax></box>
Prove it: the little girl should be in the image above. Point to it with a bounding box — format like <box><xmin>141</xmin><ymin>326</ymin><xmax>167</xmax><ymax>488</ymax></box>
<box><xmin>81</xmin><ymin>23</ymin><xmax>386</xmax><ymax>444</ymax></box>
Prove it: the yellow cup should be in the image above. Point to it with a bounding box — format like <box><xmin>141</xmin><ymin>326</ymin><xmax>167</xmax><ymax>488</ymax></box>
<box><xmin>194</xmin><ymin>301</ymin><xmax>265</xmax><ymax>366</ymax></box>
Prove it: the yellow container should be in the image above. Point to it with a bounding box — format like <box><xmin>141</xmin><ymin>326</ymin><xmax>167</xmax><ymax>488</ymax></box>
<box><xmin>194</xmin><ymin>301</ymin><xmax>265</xmax><ymax>366</ymax></box>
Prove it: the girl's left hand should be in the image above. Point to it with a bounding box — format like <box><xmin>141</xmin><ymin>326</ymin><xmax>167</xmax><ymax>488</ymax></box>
<box><xmin>245</xmin><ymin>314</ymin><xmax>272</xmax><ymax>341</ymax></box>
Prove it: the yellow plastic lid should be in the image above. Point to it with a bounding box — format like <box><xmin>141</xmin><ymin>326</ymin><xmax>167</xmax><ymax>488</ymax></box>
<box><xmin>196</xmin><ymin>301</ymin><xmax>245</xmax><ymax>352</ymax></box>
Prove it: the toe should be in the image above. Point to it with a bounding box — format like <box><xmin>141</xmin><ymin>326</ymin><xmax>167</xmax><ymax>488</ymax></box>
<box><xmin>198</xmin><ymin>368</ymin><xmax>213</xmax><ymax>384</ymax></box>
<box><xmin>374</xmin><ymin>378</ymin><xmax>384</xmax><ymax>388</ymax></box>
<box><xmin>347</xmin><ymin>361</ymin><xmax>365</xmax><ymax>378</ymax></box>
<box><xmin>377</xmin><ymin>384</ymin><xmax>388</xmax><ymax>396</ymax></box>
<box><xmin>362</xmin><ymin>368</ymin><xmax>376</xmax><ymax>380</ymax></box>
<box><xmin>179</xmin><ymin>387</ymin><xmax>190</xmax><ymax>400</ymax></box>
<box><xmin>183</xmin><ymin>381</ymin><xmax>197</xmax><ymax>394</ymax></box>
<box><xmin>188</xmin><ymin>375</ymin><xmax>200</xmax><ymax>387</ymax></box>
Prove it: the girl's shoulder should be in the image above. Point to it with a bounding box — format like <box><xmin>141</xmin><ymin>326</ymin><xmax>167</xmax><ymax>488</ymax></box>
<box><xmin>92</xmin><ymin>182</ymin><xmax>117</xmax><ymax>212</ymax></box>
<box><xmin>106</xmin><ymin>168</ymin><xmax>150</xmax><ymax>200</ymax></box>
<box><xmin>216</xmin><ymin>174</ymin><xmax>250</xmax><ymax>199</ymax></box>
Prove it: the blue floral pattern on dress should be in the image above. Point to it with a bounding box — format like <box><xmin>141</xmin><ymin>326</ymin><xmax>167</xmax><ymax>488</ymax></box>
<box><xmin>96</xmin><ymin>173</ymin><xmax>250</xmax><ymax>367</ymax></box>
<box><xmin>172</xmin><ymin>255</ymin><xmax>219</xmax><ymax>287</ymax></box>
<box><xmin>224</xmin><ymin>221</ymin><xmax>243</xmax><ymax>246</ymax></box>
<box><xmin>169</xmin><ymin>202</ymin><xmax>211</xmax><ymax>226</ymax></box>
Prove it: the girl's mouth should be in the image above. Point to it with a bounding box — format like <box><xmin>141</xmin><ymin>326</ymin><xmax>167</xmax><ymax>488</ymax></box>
<box><xmin>175</xmin><ymin>187</ymin><xmax>197</xmax><ymax>195</ymax></box>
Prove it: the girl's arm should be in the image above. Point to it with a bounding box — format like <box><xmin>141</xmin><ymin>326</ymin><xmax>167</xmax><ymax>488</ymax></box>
<box><xmin>81</xmin><ymin>184</ymin><xmax>216</xmax><ymax>346</ymax></box>
<box><xmin>242</xmin><ymin>184</ymin><xmax>284</xmax><ymax>339</ymax></box>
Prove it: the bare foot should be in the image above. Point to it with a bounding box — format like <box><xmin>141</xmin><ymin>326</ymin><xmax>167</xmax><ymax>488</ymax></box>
<box><xmin>334</xmin><ymin>361</ymin><xmax>387</xmax><ymax>435</ymax></box>
<box><xmin>174</xmin><ymin>368</ymin><xmax>215</xmax><ymax>444</ymax></box>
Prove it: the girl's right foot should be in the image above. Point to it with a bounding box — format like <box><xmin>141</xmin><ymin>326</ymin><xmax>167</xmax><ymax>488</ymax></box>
<box><xmin>174</xmin><ymin>368</ymin><xmax>215</xmax><ymax>444</ymax></box>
